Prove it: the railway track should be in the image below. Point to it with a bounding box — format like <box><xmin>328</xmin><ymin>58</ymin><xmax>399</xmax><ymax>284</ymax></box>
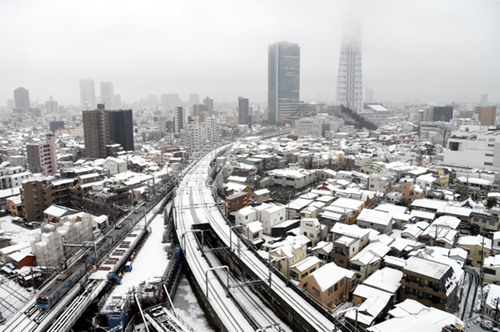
<box><xmin>175</xmin><ymin>146</ymin><xmax>336</xmax><ymax>332</ymax></box>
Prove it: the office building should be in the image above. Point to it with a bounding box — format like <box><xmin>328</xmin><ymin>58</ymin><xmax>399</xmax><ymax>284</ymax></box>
<box><xmin>476</xmin><ymin>106</ymin><xmax>497</xmax><ymax>126</ymax></box>
<box><xmin>100</xmin><ymin>82</ymin><xmax>114</xmax><ymax>108</ymax></box>
<box><xmin>423</xmin><ymin>106</ymin><xmax>453</xmax><ymax>122</ymax></box>
<box><xmin>336</xmin><ymin>23</ymin><xmax>363</xmax><ymax>113</ymax></box>
<box><xmin>80</xmin><ymin>78</ymin><xmax>96</xmax><ymax>110</ymax></box>
<box><xmin>26</xmin><ymin>133</ymin><xmax>58</xmax><ymax>175</ymax></box>
<box><xmin>268</xmin><ymin>41</ymin><xmax>300</xmax><ymax>124</ymax></box>
<box><xmin>108</xmin><ymin>109</ymin><xmax>134</xmax><ymax>152</ymax></box>
<box><xmin>14</xmin><ymin>87</ymin><xmax>30</xmax><ymax>108</ymax></box>
<box><xmin>238</xmin><ymin>97</ymin><xmax>250</xmax><ymax>126</ymax></box>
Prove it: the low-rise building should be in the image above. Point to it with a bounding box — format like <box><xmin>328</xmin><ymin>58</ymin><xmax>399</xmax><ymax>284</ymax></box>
<box><xmin>356</xmin><ymin>208</ymin><xmax>393</xmax><ymax>235</ymax></box>
<box><xmin>400</xmin><ymin>256</ymin><xmax>459</xmax><ymax>312</ymax></box>
<box><xmin>458</xmin><ymin>234</ymin><xmax>492</xmax><ymax>267</ymax></box>
<box><xmin>299</xmin><ymin>262</ymin><xmax>356</xmax><ymax>309</ymax></box>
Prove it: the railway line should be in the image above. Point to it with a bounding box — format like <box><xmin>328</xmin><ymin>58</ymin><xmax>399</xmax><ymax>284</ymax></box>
<box><xmin>175</xmin><ymin>146</ymin><xmax>336</xmax><ymax>332</ymax></box>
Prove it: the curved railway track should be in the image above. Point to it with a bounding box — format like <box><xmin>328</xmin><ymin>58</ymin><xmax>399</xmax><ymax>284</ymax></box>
<box><xmin>175</xmin><ymin>146</ymin><xmax>335</xmax><ymax>332</ymax></box>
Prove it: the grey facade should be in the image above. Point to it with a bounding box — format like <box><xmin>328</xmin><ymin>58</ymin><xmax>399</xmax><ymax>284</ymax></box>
<box><xmin>268</xmin><ymin>41</ymin><xmax>300</xmax><ymax>124</ymax></box>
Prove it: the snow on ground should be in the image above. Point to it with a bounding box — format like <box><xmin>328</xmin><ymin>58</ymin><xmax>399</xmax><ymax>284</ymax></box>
<box><xmin>0</xmin><ymin>215</ymin><xmax>39</xmax><ymax>246</ymax></box>
<box><xmin>103</xmin><ymin>213</ymin><xmax>171</xmax><ymax>303</ymax></box>
<box><xmin>173</xmin><ymin>276</ymin><xmax>215</xmax><ymax>332</ymax></box>
<box><xmin>0</xmin><ymin>275</ymin><xmax>33</xmax><ymax>321</ymax></box>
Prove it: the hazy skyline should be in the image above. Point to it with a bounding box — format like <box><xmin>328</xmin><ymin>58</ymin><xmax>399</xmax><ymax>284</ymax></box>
<box><xmin>1</xmin><ymin>0</ymin><xmax>499</xmax><ymax>107</ymax></box>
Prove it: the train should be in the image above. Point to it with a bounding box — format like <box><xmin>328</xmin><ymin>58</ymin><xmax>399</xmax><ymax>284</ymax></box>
<box><xmin>36</xmin><ymin>259</ymin><xmax>88</xmax><ymax>310</ymax></box>
<box><xmin>35</xmin><ymin>218</ymin><xmax>136</xmax><ymax>310</ymax></box>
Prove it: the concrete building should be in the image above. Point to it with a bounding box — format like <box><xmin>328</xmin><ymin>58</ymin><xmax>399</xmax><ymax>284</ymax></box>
<box><xmin>268</xmin><ymin>41</ymin><xmax>300</xmax><ymax>124</ymax></box>
<box><xmin>83</xmin><ymin>105</ymin><xmax>134</xmax><ymax>158</ymax></box>
<box><xmin>238</xmin><ymin>97</ymin><xmax>250</xmax><ymax>126</ymax></box>
<box><xmin>14</xmin><ymin>87</ymin><xmax>30</xmax><ymax>108</ymax></box>
<box><xmin>400</xmin><ymin>256</ymin><xmax>459</xmax><ymax>312</ymax></box>
<box><xmin>444</xmin><ymin>130</ymin><xmax>500</xmax><ymax>170</ymax></box>
<box><xmin>174</xmin><ymin>106</ymin><xmax>185</xmax><ymax>135</ymax></box>
<box><xmin>82</xmin><ymin>104</ymin><xmax>109</xmax><ymax>158</ymax></box>
<box><xmin>476</xmin><ymin>105</ymin><xmax>497</xmax><ymax>126</ymax></box>
<box><xmin>26</xmin><ymin>133</ymin><xmax>58</xmax><ymax>175</ymax></box>
<box><xmin>422</xmin><ymin>106</ymin><xmax>453</xmax><ymax>122</ymax></box>
<box><xmin>108</xmin><ymin>109</ymin><xmax>134</xmax><ymax>152</ymax></box>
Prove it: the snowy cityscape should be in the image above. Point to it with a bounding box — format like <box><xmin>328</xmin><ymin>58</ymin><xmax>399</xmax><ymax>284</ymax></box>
<box><xmin>1</xmin><ymin>1</ymin><xmax>500</xmax><ymax>332</ymax></box>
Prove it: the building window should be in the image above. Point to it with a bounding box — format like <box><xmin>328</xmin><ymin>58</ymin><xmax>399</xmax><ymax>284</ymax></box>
<box><xmin>485</xmin><ymin>162</ymin><xmax>493</xmax><ymax>166</ymax></box>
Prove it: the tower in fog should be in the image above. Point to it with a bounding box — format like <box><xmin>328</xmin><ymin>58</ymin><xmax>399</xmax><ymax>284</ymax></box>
<box><xmin>80</xmin><ymin>78</ymin><xmax>96</xmax><ymax>110</ymax></box>
<box><xmin>100</xmin><ymin>82</ymin><xmax>114</xmax><ymax>108</ymax></box>
<box><xmin>14</xmin><ymin>87</ymin><xmax>30</xmax><ymax>108</ymax></box>
<box><xmin>336</xmin><ymin>23</ymin><xmax>363</xmax><ymax>113</ymax></box>
<box><xmin>268</xmin><ymin>41</ymin><xmax>300</xmax><ymax>124</ymax></box>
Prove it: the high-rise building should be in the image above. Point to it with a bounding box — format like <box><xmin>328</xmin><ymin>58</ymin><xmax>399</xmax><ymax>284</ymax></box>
<box><xmin>476</xmin><ymin>106</ymin><xmax>497</xmax><ymax>126</ymax></box>
<box><xmin>423</xmin><ymin>106</ymin><xmax>453</xmax><ymax>122</ymax></box>
<box><xmin>45</xmin><ymin>96</ymin><xmax>58</xmax><ymax>113</ymax></box>
<box><xmin>268</xmin><ymin>41</ymin><xmax>300</xmax><ymax>124</ymax></box>
<box><xmin>100</xmin><ymin>82</ymin><xmax>114</xmax><ymax>108</ymax></box>
<box><xmin>80</xmin><ymin>78</ymin><xmax>96</xmax><ymax>110</ymax></box>
<box><xmin>108</xmin><ymin>109</ymin><xmax>134</xmax><ymax>152</ymax></box>
<box><xmin>14</xmin><ymin>87</ymin><xmax>30</xmax><ymax>108</ymax></box>
<box><xmin>26</xmin><ymin>133</ymin><xmax>58</xmax><ymax>175</ymax></box>
<box><xmin>174</xmin><ymin>106</ymin><xmax>185</xmax><ymax>135</ymax></box>
<box><xmin>203</xmin><ymin>97</ymin><xmax>214</xmax><ymax>116</ymax></box>
<box><xmin>336</xmin><ymin>23</ymin><xmax>363</xmax><ymax>113</ymax></box>
<box><xmin>83</xmin><ymin>104</ymin><xmax>109</xmax><ymax>158</ymax></box>
<box><xmin>189</xmin><ymin>93</ymin><xmax>200</xmax><ymax>106</ymax></box>
<box><xmin>82</xmin><ymin>104</ymin><xmax>134</xmax><ymax>158</ymax></box>
<box><xmin>238</xmin><ymin>97</ymin><xmax>250</xmax><ymax>126</ymax></box>
<box><xmin>161</xmin><ymin>93</ymin><xmax>181</xmax><ymax>109</ymax></box>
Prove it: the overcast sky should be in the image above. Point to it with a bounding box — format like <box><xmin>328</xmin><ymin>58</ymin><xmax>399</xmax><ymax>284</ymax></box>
<box><xmin>1</xmin><ymin>0</ymin><xmax>499</xmax><ymax>107</ymax></box>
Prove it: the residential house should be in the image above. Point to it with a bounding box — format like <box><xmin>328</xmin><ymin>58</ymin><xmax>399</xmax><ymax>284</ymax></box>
<box><xmin>458</xmin><ymin>234</ymin><xmax>492</xmax><ymax>267</ymax></box>
<box><xmin>299</xmin><ymin>262</ymin><xmax>356</xmax><ymax>309</ymax></box>
<box><xmin>234</xmin><ymin>206</ymin><xmax>257</xmax><ymax>226</ymax></box>
<box><xmin>356</xmin><ymin>209</ymin><xmax>393</xmax><ymax>235</ymax></box>
<box><xmin>300</xmin><ymin>218</ymin><xmax>321</xmax><ymax>246</ymax></box>
<box><xmin>483</xmin><ymin>255</ymin><xmax>500</xmax><ymax>284</ymax></box>
<box><xmin>289</xmin><ymin>255</ymin><xmax>322</xmax><ymax>282</ymax></box>
<box><xmin>350</xmin><ymin>242</ymin><xmax>390</xmax><ymax>281</ymax></box>
<box><xmin>367</xmin><ymin>299</ymin><xmax>463</xmax><ymax>332</ymax></box>
<box><xmin>400</xmin><ymin>256</ymin><xmax>459</xmax><ymax>312</ymax></box>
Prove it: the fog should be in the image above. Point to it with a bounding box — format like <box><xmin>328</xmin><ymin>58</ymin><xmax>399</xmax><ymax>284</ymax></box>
<box><xmin>1</xmin><ymin>0</ymin><xmax>499</xmax><ymax>106</ymax></box>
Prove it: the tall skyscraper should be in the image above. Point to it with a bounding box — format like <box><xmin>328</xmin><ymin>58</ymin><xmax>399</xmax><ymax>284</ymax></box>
<box><xmin>268</xmin><ymin>41</ymin><xmax>300</xmax><ymax>124</ymax></box>
<box><xmin>238</xmin><ymin>97</ymin><xmax>250</xmax><ymax>126</ymax></box>
<box><xmin>14</xmin><ymin>87</ymin><xmax>30</xmax><ymax>108</ymax></box>
<box><xmin>336</xmin><ymin>23</ymin><xmax>363</xmax><ymax>113</ymax></box>
<box><xmin>100</xmin><ymin>82</ymin><xmax>114</xmax><ymax>108</ymax></box>
<box><xmin>80</xmin><ymin>78</ymin><xmax>96</xmax><ymax>110</ymax></box>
